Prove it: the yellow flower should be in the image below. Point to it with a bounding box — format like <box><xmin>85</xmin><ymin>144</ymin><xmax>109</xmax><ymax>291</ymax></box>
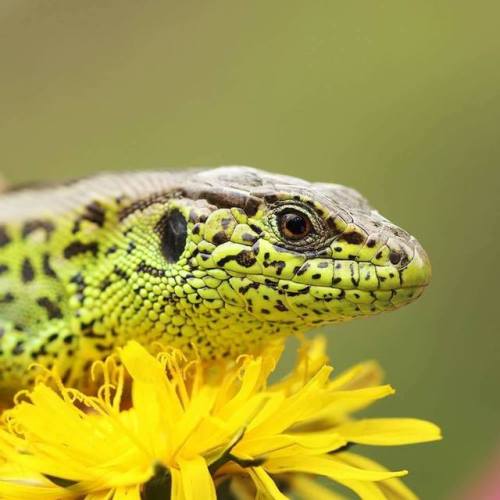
<box><xmin>0</xmin><ymin>338</ymin><xmax>441</xmax><ymax>499</ymax></box>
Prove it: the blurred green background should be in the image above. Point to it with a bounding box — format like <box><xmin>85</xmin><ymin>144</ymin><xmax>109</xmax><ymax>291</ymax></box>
<box><xmin>0</xmin><ymin>1</ymin><xmax>498</xmax><ymax>498</ymax></box>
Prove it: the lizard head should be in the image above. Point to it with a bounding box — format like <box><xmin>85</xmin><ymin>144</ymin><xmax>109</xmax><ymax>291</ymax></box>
<box><xmin>75</xmin><ymin>167</ymin><xmax>431</xmax><ymax>358</ymax></box>
<box><xmin>180</xmin><ymin>167</ymin><xmax>431</xmax><ymax>324</ymax></box>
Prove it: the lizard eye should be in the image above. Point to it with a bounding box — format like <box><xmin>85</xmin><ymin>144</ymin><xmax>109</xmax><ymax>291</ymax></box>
<box><xmin>278</xmin><ymin>210</ymin><xmax>313</xmax><ymax>241</ymax></box>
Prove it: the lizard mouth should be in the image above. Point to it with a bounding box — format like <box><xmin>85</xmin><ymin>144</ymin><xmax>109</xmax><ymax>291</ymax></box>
<box><xmin>269</xmin><ymin>283</ymin><xmax>427</xmax><ymax>326</ymax></box>
<box><xmin>248</xmin><ymin>249</ymin><xmax>432</xmax><ymax>324</ymax></box>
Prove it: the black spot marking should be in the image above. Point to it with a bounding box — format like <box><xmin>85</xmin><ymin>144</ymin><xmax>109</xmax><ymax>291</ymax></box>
<box><xmin>100</xmin><ymin>278</ymin><xmax>112</xmax><ymax>291</ymax></box>
<box><xmin>63</xmin><ymin>334</ymin><xmax>74</xmax><ymax>345</ymax></box>
<box><xmin>21</xmin><ymin>258</ymin><xmax>35</xmax><ymax>283</ymax></box>
<box><xmin>21</xmin><ymin>220</ymin><xmax>55</xmax><ymax>240</ymax></box>
<box><xmin>0</xmin><ymin>264</ymin><xmax>8</xmax><ymax>275</ymax></box>
<box><xmin>242</xmin><ymin>232</ymin><xmax>257</xmax><ymax>244</ymax></box>
<box><xmin>366</xmin><ymin>238</ymin><xmax>377</xmax><ymax>248</ymax></box>
<box><xmin>235</xmin><ymin>251</ymin><xmax>256</xmax><ymax>267</ymax></box>
<box><xmin>47</xmin><ymin>333</ymin><xmax>59</xmax><ymax>343</ymax></box>
<box><xmin>334</xmin><ymin>247</ymin><xmax>342</xmax><ymax>252</ymax></box>
<box><xmin>264</xmin><ymin>194</ymin><xmax>279</xmax><ymax>203</ymax></box>
<box><xmin>312</xmin><ymin>273</ymin><xmax>321</xmax><ymax>280</ymax></box>
<box><xmin>157</xmin><ymin>209</ymin><xmax>188</xmax><ymax>263</ymax></box>
<box><xmin>82</xmin><ymin>201</ymin><xmax>106</xmax><ymax>227</ymax></box>
<box><xmin>12</xmin><ymin>341</ymin><xmax>24</xmax><ymax>356</ymax></box>
<box><xmin>119</xmin><ymin>193</ymin><xmax>170</xmax><ymax>222</ymax></box>
<box><xmin>64</xmin><ymin>241</ymin><xmax>99</xmax><ymax>259</ymax></box>
<box><xmin>113</xmin><ymin>265</ymin><xmax>130</xmax><ymax>281</ymax></box>
<box><xmin>249</xmin><ymin>224</ymin><xmax>263</xmax><ymax>235</ymax></box>
<box><xmin>37</xmin><ymin>297</ymin><xmax>63</xmax><ymax>319</ymax></box>
<box><xmin>389</xmin><ymin>251</ymin><xmax>401</xmax><ymax>265</ymax></box>
<box><xmin>31</xmin><ymin>344</ymin><xmax>48</xmax><ymax>359</ymax></box>
<box><xmin>218</xmin><ymin>250</ymin><xmax>256</xmax><ymax>268</ymax></box>
<box><xmin>375</xmin><ymin>251</ymin><xmax>383</xmax><ymax>260</ymax></box>
<box><xmin>127</xmin><ymin>241</ymin><xmax>136</xmax><ymax>254</ymax></box>
<box><xmin>195</xmin><ymin>188</ymin><xmax>261</xmax><ymax>216</ymax></box>
<box><xmin>275</xmin><ymin>301</ymin><xmax>288</xmax><ymax>312</ymax></box>
<box><xmin>0</xmin><ymin>226</ymin><xmax>11</xmax><ymax>247</ymax></box>
<box><xmin>136</xmin><ymin>261</ymin><xmax>165</xmax><ymax>277</ymax></box>
<box><xmin>93</xmin><ymin>343</ymin><xmax>110</xmax><ymax>353</ymax></box>
<box><xmin>105</xmin><ymin>245</ymin><xmax>118</xmax><ymax>255</ymax></box>
<box><xmin>349</xmin><ymin>263</ymin><xmax>359</xmax><ymax>286</ymax></box>
<box><xmin>42</xmin><ymin>253</ymin><xmax>57</xmax><ymax>278</ymax></box>
<box><xmin>341</xmin><ymin>232</ymin><xmax>365</xmax><ymax>245</ymax></box>
<box><xmin>269</xmin><ymin>260</ymin><xmax>286</xmax><ymax>275</ymax></box>
<box><xmin>221</xmin><ymin>218</ymin><xmax>233</xmax><ymax>230</ymax></box>
<box><xmin>333</xmin><ymin>277</ymin><xmax>342</xmax><ymax>284</ymax></box>
<box><xmin>296</xmin><ymin>263</ymin><xmax>310</xmax><ymax>276</ymax></box>
<box><xmin>70</xmin><ymin>272</ymin><xmax>85</xmax><ymax>288</ymax></box>
<box><xmin>212</xmin><ymin>231</ymin><xmax>229</xmax><ymax>245</ymax></box>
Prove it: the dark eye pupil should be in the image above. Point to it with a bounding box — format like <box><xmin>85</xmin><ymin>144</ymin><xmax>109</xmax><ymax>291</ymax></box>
<box><xmin>280</xmin><ymin>212</ymin><xmax>311</xmax><ymax>240</ymax></box>
<box><xmin>286</xmin><ymin>214</ymin><xmax>307</xmax><ymax>235</ymax></box>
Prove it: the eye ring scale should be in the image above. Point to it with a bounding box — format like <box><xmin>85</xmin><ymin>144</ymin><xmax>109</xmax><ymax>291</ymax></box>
<box><xmin>270</xmin><ymin>203</ymin><xmax>327</xmax><ymax>250</ymax></box>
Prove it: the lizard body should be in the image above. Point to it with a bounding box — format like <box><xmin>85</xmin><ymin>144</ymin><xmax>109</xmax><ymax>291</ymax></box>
<box><xmin>0</xmin><ymin>167</ymin><xmax>431</xmax><ymax>397</ymax></box>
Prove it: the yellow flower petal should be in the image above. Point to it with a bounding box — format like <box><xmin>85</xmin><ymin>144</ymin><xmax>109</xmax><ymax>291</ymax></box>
<box><xmin>0</xmin><ymin>336</ymin><xmax>440</xmax><ymax>500</ymax></box>
<box><xmin>336</xmin><ymin>418</ymin><xmax>442</xmax><ymax>445</ymax></box>
<box><xmin>99</xmin><ymin>485</ymin><xmax>141</xmax><ymax>500</ymax></box>
<box><xmin>328</xmin><ymin>361</ymin><xmax>384</xmax><ymax>391</ymax></box>
<box><xmin>270</xmin><ymin>336</ymin><xmax>329</xmax><ymax>395</ymax></box>
<box><xmin>247</xmin><ymin>366</ymin><xmax>333</xmax><ymax>436</ymax></box>
<box><xmin>332</xmin><ymin>478</ymin><xmax>387</xmax><ymax>500</ymax></box>
<box><xmin>336</xmin><ymin>452</ymin><xmax>418</xmax><ymax>500</ymax></box>
<box><xmin>265</xmin><ymin>455</ymin><xmax>407</xmax><ymax>481</ymax></box>
<box><xmin>170</xmin><ymin>467</ymin><xmax>183</xmax><ymax>500</ymax></box>
<box><xmin>289</xmin><ymin>474</ymin><xmax>347</xmax><ymax>500</ymax></box>
<box><xmin>177</xmin><ymin>456</ymin><xmax>216</xmax><ymax>500</ymax></box>
<box><xmin>234</xmin><ymin>431</ymin><xmax>346</xmax><ymax>459</ymax></box>
<box><xmin>249</xmin><ymin>466</ymin><xmax>288</xmax><ymax>500</ymax></box>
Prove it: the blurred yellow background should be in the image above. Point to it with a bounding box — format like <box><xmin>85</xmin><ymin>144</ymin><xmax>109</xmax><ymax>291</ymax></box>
<box><xmin>0</xmin><ymin>2</ymin><xmax>499</xmax><ymax>498</ymax></box>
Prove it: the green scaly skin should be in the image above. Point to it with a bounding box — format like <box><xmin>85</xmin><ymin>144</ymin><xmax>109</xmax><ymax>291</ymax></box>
<box><xmin>0</xmin><ymin>167</ymin><xmax>431</xmax><ymax>398</ymax></box>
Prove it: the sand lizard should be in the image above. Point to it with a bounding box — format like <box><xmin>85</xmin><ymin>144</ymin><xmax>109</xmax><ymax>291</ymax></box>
<box><xmin>0</xmin><ymin>166</ymin><xmax>431</xmax><ymax>397</ymax></box>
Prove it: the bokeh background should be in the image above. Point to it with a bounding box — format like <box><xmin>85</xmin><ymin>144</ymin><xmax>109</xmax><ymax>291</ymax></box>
<box><xmin>0</xmin><ymin>2</ymin><xmax>499</xmax><ymax>498</ymax></box>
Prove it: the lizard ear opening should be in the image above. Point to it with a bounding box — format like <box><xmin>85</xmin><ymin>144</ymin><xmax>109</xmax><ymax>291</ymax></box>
<box><xmin>158</xmin><ymin>209</ymin><xmax>188</xmax><ymax>263</ymax></box>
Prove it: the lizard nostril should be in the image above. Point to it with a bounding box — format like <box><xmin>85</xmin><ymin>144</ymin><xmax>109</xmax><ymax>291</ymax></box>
<box><xmin>389</xmin><ymin>251</ymin><xmax>402</xmax><ymax>265</ymax></box>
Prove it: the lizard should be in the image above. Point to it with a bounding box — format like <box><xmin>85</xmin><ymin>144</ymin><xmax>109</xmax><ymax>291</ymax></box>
<box><xmin>0</xmin><ymin>166</ymin><xmax>431</xmax><ymax>398</ymax></box>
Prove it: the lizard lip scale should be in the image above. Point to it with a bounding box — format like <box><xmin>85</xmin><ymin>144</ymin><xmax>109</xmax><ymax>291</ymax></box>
<box><xmin>0</xmin><ymin>166</ymin><xmax>431</xmax><ymax>394</ymax></box>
